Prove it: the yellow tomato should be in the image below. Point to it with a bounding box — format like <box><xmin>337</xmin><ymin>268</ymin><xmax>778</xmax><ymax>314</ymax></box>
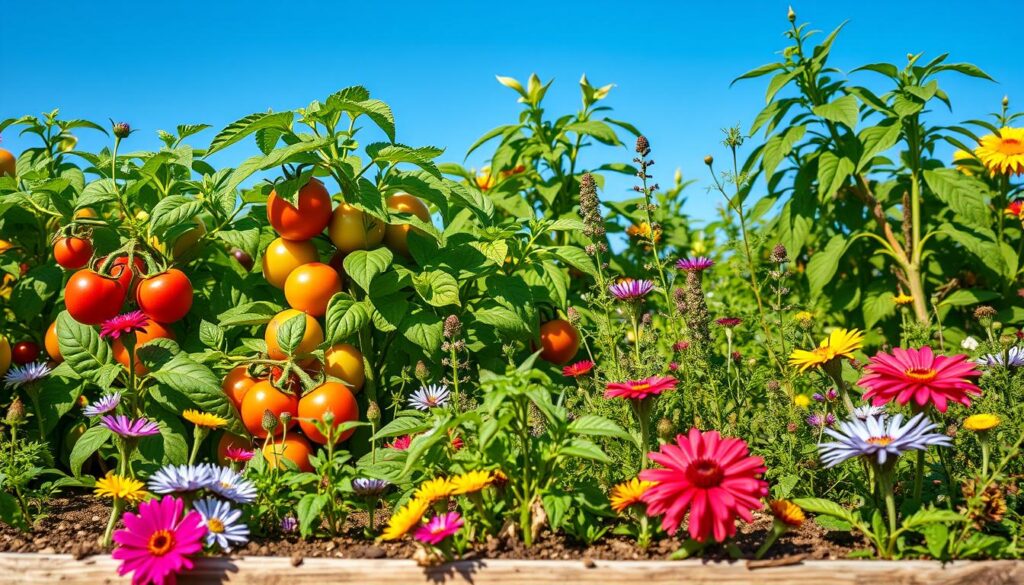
<box><xmin>328</xmin><ymin>203</ymin><xmax>384</xmax><ymax>254</ymax></box>
<box><xmin>0</xmin><ymin>335</ymin><xmax>10</xmax><ymax>376</ymax></box>
<box><xmin>171</xmin><ymin>218</ymin><xmax>207</xmax><ymax>258</ymax></box>
<box><xmin>323</xmin><ymin>343</ymin><xmax>365</xmax><ymax>393</ymax></box>
<box><xmin>265</xmin><ymin>309</ymin><xmax>324</xmax><ymax>360</ymax></box>
<box><xmin>261</xmin><ymin>237</ymin><xmax>319</xmax><ymax>289</ymax></box>
<box><xmin>383</xmin><ymin>193</ymin><xmax>431</xmax><ymax>257</ymax></box>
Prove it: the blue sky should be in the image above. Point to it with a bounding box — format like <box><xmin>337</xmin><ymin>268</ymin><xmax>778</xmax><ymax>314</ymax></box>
<box><xmin>2</xmin><ymin>1</ymin><xmax>1019</xmax><ymax>222</ymax></box>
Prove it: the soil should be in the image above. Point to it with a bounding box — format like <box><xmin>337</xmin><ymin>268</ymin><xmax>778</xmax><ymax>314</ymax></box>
<box><xmin>0</xmin><ymin>494</ymin><xmax>861</xmax><ymax>562</ymax></box>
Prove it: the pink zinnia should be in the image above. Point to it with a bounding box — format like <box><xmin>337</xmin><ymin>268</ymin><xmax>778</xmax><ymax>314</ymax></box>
<box><xmin>413</xmin><ymin>512</ymin><xmax>463</xmax><ymax>545</ymax></box>
<box><xmin>857</xmin><ymin>346</ymin><xmax>982</xmax><ymax>412</ymax></box>
<box><xmin>224</xmin><ymin>446</ymin><xmax>254</xmax><ymax>463</ymax></box>
<box><xmin>605</xmin><ymin>376</ymin><xmax>677</xmax><ymax>400</ymax></box>
<box><xmin>112</xmin><ymin>496</ymin><xmax>207</xmax><ymax>585</ymax></box>
<box><xmin>100</xmin><ymin>310</ymin><xmax>151</xmax><ymax>340</ymax></box>
<box><xmin>389</xmin><ymin>435</ymin><xmax>412</xmax><ymax>450</ymax></box>
<box><xmin>562</xmin><ymin>360</ymin><xmax>595</xmax><ymax>377</ymax></box>
<box><xmin>640</xmin><ymin>429</ymin><xmax>768</xmax><ymax>542</ymax></box>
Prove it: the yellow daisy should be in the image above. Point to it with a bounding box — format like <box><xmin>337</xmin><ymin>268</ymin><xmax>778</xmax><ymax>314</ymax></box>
<box><xmin>893</xmin><ymin>293</ymin><xmax>914</xmax><ymax>306</ymax></box>
<box><xmin>770</xmin><ymin>499</ymin><xmax>805</xmax><ymax>527</ymax></box>
<box><xmin>975</xmin><ymin>127</ymin><xmax>1024</xmax><ymax>176</ymax></box>
<box><xmin>788</xmin><ymin>328</ymin><xmax>864</xmax><ymax>372</ymax></box>
<box><xmin>94</xmin><ymin>472</ymin><xmax>148</xmax><ymax>504</ymax></box>
<box><xmin>952</xmin><ymin>149</ymin><xmax>976</xmax><ymax>176</ymax></box>
<box><xmin>380</xmin><ymin>496</ymin><xmax>430</xmax><ymax>541</ymax></box>
<box><xmin>964</xmin><ymin>413</ymin><xmax>1000</xmax><ymax>432</ymax></box>
<box><xmin>626</xmin><ymin>222</ymin><xmax>662</xmax><ymax>244</ymax></box>
<box><xmin>475</xmin><ymin>167</ymin><xmax>495</xmax><ymax>191</ymax></box>
<box><xmin>413</xmin><ymin>476</ymin><xmax>455</xmax><ymax>502</ymax></box>
<box><xmin>182</xmin><ymin>409</ymin><xmax>227</xmax><ymax>429</ymax></box>
<box><xmin>793</xmin><ymin>394</ymin><xmax>811</xmax><ymax>408</ymax></box>
<box><xmin>449</xmin><ymin>470</ymin><xmax>494</xmax><ymax>495</ymax></box>
<box><xmin>609</xmin><ymin>478</ymin><xmax>656</xmax><ymax>513</ymax></box>
<box><xmin>794</xmin><ymin>311</ymin><xmax>814</xmax><ymax>322</ymax></box>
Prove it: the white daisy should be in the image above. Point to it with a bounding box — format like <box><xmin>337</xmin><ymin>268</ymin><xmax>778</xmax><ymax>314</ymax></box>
<box><xmin>206</xmin><ymin>465</ymin><xmax>257</xmax><ymax>504</ymax></box>
<box><xmin>408</xmin><ymin>384</ymin><xmax>450</xmax><ymax>411</ymax></box>
<box><xmin>193</xmin><ymin>496</ymin><xmax>249</xmax><ymax>551</ymax></box>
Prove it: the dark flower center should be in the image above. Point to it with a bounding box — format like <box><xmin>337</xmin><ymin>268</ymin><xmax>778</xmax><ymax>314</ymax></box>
<box><xmin>686</xmin><ymin>458</ymin><xmax>724</xmax><ymax>488</ymax></box>
<box><xmin>147</xmin><ymin>529</ymin><xmax>175</xmax><ymax>555</ymax></box>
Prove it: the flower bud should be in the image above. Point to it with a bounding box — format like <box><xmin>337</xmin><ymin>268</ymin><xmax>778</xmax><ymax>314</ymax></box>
<box><xmin>769</xmin><ymin>243</ymin><xmax>788</xmax><ymax>263</ymax></box>
<box><xmin>321</xmin><ymin>409</ymin><xmax>335</xmax><ymax>426</ymax></box>
<box><xmin>787</xmin><ymin>5</ymin><xmax>796</xmax><ymax>22</ymax></box>
<box><xmin>656</xmin><ymin>418</ymin><xmax>675</xmax><ymax>440</ymax></box>
<box><xmin>5</xmin><ymin>397</ymin><xmax>25</xmax><ymax>425</ymax></box>
<box><xmin>635</xmin><ymin>135</ymin><xmax>650</xmax><ymax>156</ymax></box>
<box><xmin>1003</xmin><ymin>95</ymin><xmax>1010</xmax><ymax>108</ymax></box>
<box><xmin>414</xmin><ymin>360</ymin><xmax>429</xmax><ymax>382</ymax></box>
<box><xmin>261</xmin><ymin>409</ymin><xmax>279</xmax><ymax>433</ymax></box>
<box><xmin>113</xmin><ymin>122</ymin><xmax>131</xmax><ymax>139</ymax></box>
<box><xmin>443</xmin><ymin>314</ymin><xmax>462</xmax><ymax>339</ymax></box>
<box><xmin>703</xmin><ymin>155</ymin><xmax>714</xmax><ymax>166</ymax></box>
<box><xmin>367</xmin><ymin>401</ymin><xmax>382</xmax><ymax>425</ymax></box>
<box><xmin>279</xmin><ymin>411</ymin><xmax>292</xmax><ymax>426</ymax></box>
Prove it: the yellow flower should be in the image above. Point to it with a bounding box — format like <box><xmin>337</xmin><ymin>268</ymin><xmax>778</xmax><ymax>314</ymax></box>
<box><xmin>975</xmin><ymin>127</ymin><xmax>1024</xmax><ymax>176</ymax></box>
<box><xmin>952</xmin><ymin>149</ymin><xmax>976</xmax><ymax>176</ymax></box>
<box><xmin>626</xmin><ymin>222</ymin><xmax>662</xmax><ymax>244</ymax></box>
<box><xmin>793</xmin><ymin>394</ymin><xmax>811</xmax><ymax>408</ymax></box>
<box><xmin>182</xmin><ymin>409</ymin><xmax>227</xmax><ymax>429</ymax></box>
<box><xmin>609</xmin><ymin>478</ymin><xmax>656</xmax><ymax>513</ymax></box>
<box><xmin>450</xmin><ymin>470</ymin><xmax>494</xmax><ymax>495</ymax></box>
<box><xmin>413</xmin><ymin>476</ymin><xmax>455</xmax><ymax>502</ymax></box>
<box><xmin>893</xmin><ymin>293</ymin><xmax>914</xmax><ymax>306</ymax></box>
<box><xmin>964</xmin><ymin>414</ymin><xmax>1000</xmax><ymax>432</ymax></box>
<box><xmin>770</xmin><ymin>499</ymin><xmax>805</xmax><ymax>527</ymax></box>
<box><xmin>475</xmin><ymin>167</ymin><xmax>495</xmax><ymax>191</ymax></box>
<box><xmin>380</xmin><ymin>496</ymin><xmax>430</xmax><ymax>541</ymax></box>
<box><xmin>788</xmin><ymin>328</ymin><xmax>864</xmax><ymax>372</ymax></box>
<box><xmin>794</xmin><ymin>311</ymin><xmax>814</xmax><ymax>322</ymax></box>
<box><xmin>94</xmin><ymin>472</ymin><xmax>148</xmax><ymax>504</ymax></box>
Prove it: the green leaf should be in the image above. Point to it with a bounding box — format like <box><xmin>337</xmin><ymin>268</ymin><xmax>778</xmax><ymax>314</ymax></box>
<box><xmin>56</xmin><ymin>311</ymin><xmax>112</xmax><ymax>382</ymax></box>
<box><xmin>938</xmin><ymin>289</ymin><xmax>999</xmax><ymax>307</ymax></box>
<box><xmin>923</xmin><ymin>168</ymin><xmax>991</xmax><ymax>226</ymax></box>
<box><xmin>560</xmin><ymin>438</ymin><xmax>610</xmax><ymax>463</ymax></box>
<box><xmin>206</xmin><ymin>111</ymin><xmax>294</xmax><ymax>156</ymax></box>
<box><xmin>149</xmin><ymin>195</ymin><xmax>203</xmax><ymax>235</ymax></box>
<box><xmin>343</xmin><ymin>248</ymin><xmax>394</xmax><ymax>292</ymax></box>
<box><xmin>792</xmin><ymin>497</ymin><xmax>859</xmax><ymax>526</ymax></box>
<box><xmin>296</xmin><ymin>493</ymin><xmax>327</xmax><ymax>538</ymax></box>
<box><xmin>198</xmin><ymin>320</ymin><xmax>224</xmax><ymax>350</ymax></box>
<box><xmin>568</xmin><ymin>415</ymin><xmax>631</xmax><ymax>441</ymax></box>
<box><xmin>549</xmin><ymin>246</ymin><xmax>598</xmax><ymax>278</ymax></box>
<box><xmin>276</xmin><ymin>312</ymin><xmax>308</xmax><ymax>356</ymax></box>
<box><xmin>400</xmin><ymin>309</ymin><xmax>444</xmax><ymax>352</ymax></box>
<box><xmin>326</xmin><ymin>92</ymin><xmax>396</xmax><ymax>142</ymax></box>
<box><xmin>856</xmin><ymin>122</ymin><xmax>901</xmax><ymax>171</ymax></box>
<box><xmin>563</xmin><ymin>120</ymin><xmax>621</xmax><ymax>146</ymax></box>
<box><xmin>413</xmin><ymin>270</ymin><xmax>460</xmax><ymax>307</ymax></box>
<box><xmin>816</xmin><ymin>151</ymin><xmax>854</xmax><ymax>199</ymax></box>
<box><xmin>324</xmin><ymin>296</ymin><xmax>372</xmax><ymax>343</ymax></box>
<box><xmin>365</xmin><ymin>143</ymin><xmax>444</xmax><ymax>178</ymax></box>
<box><xmin>731</xmin><ymin>62</ymin><xmax>784</xmax><ymax>85</ymax></box>
<box><xmin>373</xmin><ymin>416</ymin><xmax>430</xmax><ymax>440</ymax></box>
<box><xmin>473</xmin><ymin>301</ymin><xmax>529</xmax><ymax>337</ymax></box>
<box><xmin>224</xmin><ymin>136</ymin><xmax>330</xmax><ymax>194</ymax></box>
<box><xmin>806</xmin><ymin>235</ymin><xmax>849</xmax><ymax>295</ymax></box>
<box><xmin>812</xmin><ymin>95</ymin><xmax>859</xmax><ymax>129</ymax></box>
<box><xmin>70</xmin><ymin>425</ymin><xmax>111</xmax><ymax>477</ymax></box>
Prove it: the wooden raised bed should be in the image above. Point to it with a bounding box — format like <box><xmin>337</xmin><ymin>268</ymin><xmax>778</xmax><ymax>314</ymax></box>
<box><xmin>2</xmin><ymin>553</ymin><xmax>1022</xmax><ymax>584</ymax></box>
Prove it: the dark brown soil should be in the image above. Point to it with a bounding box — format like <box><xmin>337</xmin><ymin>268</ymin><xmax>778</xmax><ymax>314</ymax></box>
<box><xmin>0</xmin><ymin>495</ymin><xmax>861</xmax><ymax>562</ymax></box>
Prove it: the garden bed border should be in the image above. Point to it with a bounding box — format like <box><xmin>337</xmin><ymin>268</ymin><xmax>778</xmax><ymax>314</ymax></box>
<box><xmin>2</xmin><ymin>553</ymin><xmax>1023</xmax><ymax>584</ymax></box>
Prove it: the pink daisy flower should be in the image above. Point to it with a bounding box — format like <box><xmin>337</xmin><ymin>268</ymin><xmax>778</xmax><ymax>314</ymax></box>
<box><xmin>389</xmin><ymin>435</ymin><xmax>412</xmax><ymax>450</ymax></box>
<box><xmin>413</xmin><ymin>511</ymin><xmax>464</xmax><ymax>545</ymax></box>
<box><xmin>605</xmin><ymin>376</ymin><xmax>677</xmax><ymax>400</ymax></box>
<box><xmin>857</xmin><ymin>346</ymin><xmax>982</xmax><ymax>412</ymax></box>
<box><xmin>562</xmin><ymin>360</ymin><xmax>595</xmax><ymax>377</ymax></box>
<box><xmin>640</xmin><ymin>429</ymin><xmax>768</xmax><ymax>542</ymax></box>
<box><xmin>100</xmin><ymin>310</ymin><xmax>151</xmax><ymax>340</ymax></box>
<box><xmin>676</xmin><ymin>256</ymin><xmax>715</xmax><ymax>272</ymax></box>
<box><xmin>112</xmin><ymin>496</ymin><xmax>207</xmax><ymax>585</ymax></box>
<box><xmin>224</xmin><ymin>446</ymin><xmax>254</xmax><ymax>463</ymax></box>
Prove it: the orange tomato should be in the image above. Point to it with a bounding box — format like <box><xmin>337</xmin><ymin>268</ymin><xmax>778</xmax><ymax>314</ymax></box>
<box><xmin>265</xmin><ymin>309</ymin><xmax>324</xmax><ymax>360</ymax></box>
<box><xmin>45</xmin><ymin>321</ymin><xmax>62</xmax><ymax>363</ymax></box>
<box><xmin>73</xmin><ymin>208</ymin><xmax>98</xmax><ymax>220</ymax></box>
<box><xmin>170</xmin><ymin>218</ymin><xmax>206</xmax><ymax>258</ymax></box>
<box><xmin>323</xmin><ymin>343</ymin><xmax>365</xmax><ymax>393</ymax></box>
<box><xmin>112</xmin><ymin>321</ymin><xmax>175</xmax><ymax>375</ymax></box>
<box><xmin>0</xmin><ymin>148</ymin><xmax>15</xmax><ymax>178</ymax></box>
<box><xmin>262</xmin><ymin>434</ymin><xmax>314</xmax><ymax>472</ymax></box>
<box><xmin>216</xmin><ymin>433</ymin><xmax>252</xmax><ymax>465</ymax></box>
<box><xmin>0</xmin><ymin>336</ymin><xmax>10</xmax><ymax>376</ymax></box>
<box><xmin>298</xmin><ymin>381</ymin><xmax>360</xmax><ymax>444</ymax></box>
<box><xmin>327</xmin><ymin>203</ymin><xmax>384</xmax><ymax>254</ymax></box>
<box><xmin>240</xmin><ymin>380</ymin><xmax>299</xmax><ymax>438</ymax></box>
<box><xmin>539</xmin><ymin>319</ymin><xmax>580</xmax><ymax>365</ymax></box>
<box><xmin>261</xmin><ymin>237</ymin><xmax>319</xmax><ymax>289</ymax></box>
<box><xmin>266</xmin><ymin>179</ymin><xmax>333</xmax><ymax>241</ymax></box>
<box><xmin>383</xmin><ymin>193</ymin><xmax>431</xmax><ymax>257</ymax></box>
<box><xmin>222</xmin><ymin>365</ymin><xmax>257</xmax><ymax>409</ymax></box>
<box><xmin>53</xmin><ymin>236</ymin><xmax>93</xmax><ymax>270</ymax></box>
<box><xmin>284</xmin><ymin>262</ymin><xmax>342</xmax><ymax>317</ymax></box>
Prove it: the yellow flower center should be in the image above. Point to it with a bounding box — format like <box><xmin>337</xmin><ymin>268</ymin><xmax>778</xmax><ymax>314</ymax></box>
<box><xmin>904</xmin><ymin>368</ymin><xmax>937</xmax><ymax>382</ymax></box>
<box><xmin>207</xmin><ymin>518</ymin><xmax>225</xmax><ymax>534</ymax></box>
<box><xmin>998</xmin><ymin>138</ymin><xmax>1024</xmax><ymax>156</ymax></box>
<box><xmin>867</xmin><ymin>436</ymin><xmax>893</xmax><ymax>446</ymax></box>
<box><xmin>630</xmin><ymin>383</ymin><xmax>651</xmax><ymax>392</ymax></box>
<box><xmin>147</xmin><ymin>530</ymin><xmax>175</xmax><ymax>556</ymax></box>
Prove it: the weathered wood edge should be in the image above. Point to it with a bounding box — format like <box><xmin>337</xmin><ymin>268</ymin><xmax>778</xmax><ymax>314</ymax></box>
<box><xmin>2</xmin><ymin>553</ymin><xmax>1024</xmax><ymax>584</ymax></box>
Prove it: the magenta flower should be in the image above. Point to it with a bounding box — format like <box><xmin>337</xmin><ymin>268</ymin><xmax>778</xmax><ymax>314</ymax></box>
<box><xmin>857</xmin><ymin>347</ymin><xmax>982</xmax><ymax>412</ymax></box>
<box><xmin>101</xmin><ymin>415</ymin><xmax>160</xmax><ymax>438</ymax></box>
<box><xmin>715</xmin><ymin>317</ymin><xmax>742</xmax><ymax>328</ymax></box>
<box><xmin>388</xmin><ymin>435</ymin><xmax>412</xmax><ymax>450</ymax></box>
<box><xmin>112</xmin><ymin>496</ymin><xmax>207</xmax><ymax>585</ymax></box>
<box><xmin>562</xmin><ymin>360</ymin><xmax>595</xmax><ymax>378</ymax></box>
<box><xmin>100</xmin><ymin>310</ymin><xmax>151</xmax><ymax>340</ymax></box>
<box><xmin>605</xmin><ymin>376</ymin><xmax>677</xmax><ymax>400</ymax></box>
<box><xmin>413</xmin><ymin>511</ymin><xmax>464</xmax><ymax>545</ymax></box>
<box><xmin>676</xmin><ymin>256</ymin><xmax>715</xmax><ymax>272</ymax></box>
<box><xmin>224</xmin><ymin>446</ymin><xmax>254</xmax><ymax>463</ymax></box>
<box><xmin>608</xmin><ymin>279</ymin><xmax>655</xmax><ymax>301</ymax></box>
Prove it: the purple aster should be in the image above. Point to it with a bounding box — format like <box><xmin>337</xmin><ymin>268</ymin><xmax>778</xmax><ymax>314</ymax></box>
<box><xmin>812</xmin><ymin>393</ymin><xmax>826</xmax><ymax>403</ymax></box>
<box><xmin>977</xmin><ymin>346</ymin><xmax>1024</xmax><ymax>368</ymax></box>
<box><xmin>818</xmin><ymin>413</ymin><xmax>951</xmax><ymax>468</ymax></box>
<box><xmin>676</xmin><ymin>256</ymin><xmax>715</xmax><ymax>272</ymax></box>
<box><xmin>608</xmin><ymin>279</ymin><xmax>655</xmax><ymax>301</ymax></box>
<box><xmin>82</xmin><ymin>392</ymin><xmax>121</xmax><ymax>418</ymax></box>
<box><xmin>100</xmin><ymin>414</ymin><xmax>160</xmax><ymax>438</ymax></box>
<box><xmin>206</xmin><ymin>466</ymin><xmax>257</xmax><ymax>504</ymax></box>
<box><xmin>352</xmin><ymin>478</ymin><xmax>391</xmax><ymax>498</ymax></box>
<box><xmin>3</xmin><ymin>362</ymin><xmax>52</xmax><ymax>389</ymax></box>
<box><xmin>280</xmin><ymin>516</ymin><xmax>298</xmax><ymax>533</ymax></box>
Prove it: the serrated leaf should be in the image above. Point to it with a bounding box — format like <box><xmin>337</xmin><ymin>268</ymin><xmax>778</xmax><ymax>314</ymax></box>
<box><xmin>812</xmin><ymin>95</ymin><xmax>859</xmax><ymax>129</ymax></box>
<box><xmin>343</xmin><ymin>248</ymin><xmax>394</xmax><ymax>292</ymax></box>
<box><xmin>56</xmin><ymin>311</ymin><xmax>112</xmax><ymax>382</ymax></box>
<box><xmin>806</xmin><ymin>235</ymin><xmax>849</xmax><ymax>295</ymax></box>
<box><xmin>413</xmin><ymin>270</ymin><xmax>460</xmax><ymax>307</ymax></box>
<box><xmin>149</xmin><ymin>195</ymin><xmax>203</xmax><ymax>235</ymax></box>
<box><xmin>206</xmin><ymin>112</ymin><xmax>294</xmax><ymax>156</ymax></box>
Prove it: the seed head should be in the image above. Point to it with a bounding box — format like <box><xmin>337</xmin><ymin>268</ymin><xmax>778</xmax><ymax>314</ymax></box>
<box><xmin>656</xmin><ymin>417</ymin><xmax>675</xmax><ymax>440</ymax></box>
<box><xmin>367</xmin><ymin>401</ymin><xmax>381</xmax><ymax>425</ymax></box>
<box><xmin>414</xmin><ymin>360</ymin><xmax>430</xmax><ymax>382</ymax></box>
<box><xmin>443</xmin><ymin>314</ymin><xmax>462</xmax><ymax>339</ymax></box>
<box><xmin>261</xmin><ymin>409</ymin><xmax>279</xmax><ymax>433</ymax></box>
<box><xmin>5</xmin><ymin>397</ymin><xmax>26</xmax><ymax>425</ymax></box>
<box><xmin>769</xmin><ymin>243</ymin><xmax>789</xmax><ymax>263</ymax></box>
<box><xmin>635</xmin><ymin>135</ymin><xmax>650</xmax><ymax>156</ymax></box>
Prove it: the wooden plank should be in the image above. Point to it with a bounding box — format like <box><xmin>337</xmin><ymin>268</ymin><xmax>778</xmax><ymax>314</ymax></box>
<box><xmin>1</xmin><ymin>553</ymin><xmax>1023</xmax><ymax>585</ymax></box>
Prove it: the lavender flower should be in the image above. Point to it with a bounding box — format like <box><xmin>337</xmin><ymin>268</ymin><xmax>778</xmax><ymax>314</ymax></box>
<box><xmin>83</xmin><ymin>392</ymin><xmax>121</xmax><ymax>418</ymax></box>
<box><xmin>852</xmin><ymin>405</ymin><xmax>885</xmax><ymax>420</ymax></box>
<box><xmin>193</xmin><ymin>497</ymin><xmax>249</xmax><ymax>551</ymax></box>
<box><xmin>608</xmin><ymin>279</ymin><xmax>655</xmax><ymax>301</ymax></box>
<box><xmin>352</xmin><ymin>478</ymin><xmax>390</xmax><ymax>498</ymax></box>
<box><xmin>148</xmin><ymin>464</ymin><xmax>217</xmax><ymax>494</ymax></box>
<box><xmin>818</xmin><ymin>413</ymin><xmax>951</xmax><ymax>468</ymax></box>
<box><xmin>977</xmin><ymin>346</ymin><xmax>1024</xmax><ymax>368</ymax></box>
<box><xmin>280</xmin><ymin>516</ymin><xmax>298</xmax><ymax>533</ymax></box>
<box><xmin>3</xmin><ymin>362</ymin><xmax>52</xmax><ymax>389</ymax></box>
<box><xmin>676</xmin><ymin>257</ymin><xmax>714</xmax><ymax>272</ymax></box>
<box><xmin>100</xmin><ymin>415</ymin><xmax>160</xmax><ymax>438</ymax></box>
<box><xmin>408</xmin><ymin>384</ymin><xmax>450</xmax><ymax>411</ymax></box>
<box><xmin>206</xmin><ymin>466</ymin><xmax>257</xmax><ymax>504</ymax></box>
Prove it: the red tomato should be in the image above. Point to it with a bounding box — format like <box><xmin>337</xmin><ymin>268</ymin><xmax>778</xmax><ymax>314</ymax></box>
<box><xmin>240</xmin><ymin>380</ymin><xmax>299</xmax><ymax>438</ymax></box>
<box><xmin>53</xmin><ymin>236</ymin><xmax>93</xmax><ymax>270</ymax></box>
<box><xmin>266</xmin><ymin>179</ymin><xmax>333</xmax><ymax>241</ymax></box>
<box><xmin>11</xmin><ymin>341</ymin><xmax>40</xmax><ymax>364</ymax></box>
<box><xmin>298</xmin><ymin>382</ymin><xmax>360</xmax><ymax>444</ymax></box>
<box><xmin>112</xmin><ymin>321</ymin><xmax>175</xmax><ymax>375</ymax></box>
<box><xmin>136</xmin><ymin>269</ymin><xmax>193</xmax><ymax>323</ymax></box>
<box><xmin>539</xmin><ymin>319</ymin><xmax>580</xmax><ymax>365</ymax></box>
<box><xmin>106</xmin><ymin>255</ymin><xmax>147</xmax><ymax>297</ymax></box>
<box><xmin>222</xmin><ymin>365</ymin><xmax>257</xmax><ymax>409</ymax></box>
<box><xmin>64</xmin><ymin>270</ymin><xmax>126</xmax><ymax>324</ymax></box>
<box><xmin>284</xmin><ymin>262</ymin><xmax>342</xmax><ymax>317</ymax></box>
<box><xmin>262</xmin><ymin>435</ymin><xmax>314</xmax><ymax>472</ymax></box>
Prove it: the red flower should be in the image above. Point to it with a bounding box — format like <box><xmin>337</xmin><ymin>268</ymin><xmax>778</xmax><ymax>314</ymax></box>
<box><xmin>858</xmin><ymin>346</ymin><xmax>982</xmax><ymax>412</ymax></box>
<box><xmin>640</xmin><ymin>429</ymin><xmax>768</xmax><ymax>542</ymax></box>
<box><xmin>449</xmin><ymin>431</ymin><xmax>464</xmax><ymax>451</ymax></box>
<box><xmin>388</xmin><ymin>435</ymin><xmax>412</xmax><ymax>450</ymax></box>
<box><xmin>562</xmin><ymin>360</ymin><xmax>595</xmax><ymax>377</ymax></box>
<box><xmin>1006</xmin><ymin>200</ymin><xmax>1024</xmax><ymax>219</ymax></box>
<box><xmin>715</xmin><ymin>317</ymin><xmax>742</xmax><ymax>328</ymax></box>
<box><xmin>605</xmin><ymin>376</ymin><xmax>677</xmax><ymax>400</ymax></box>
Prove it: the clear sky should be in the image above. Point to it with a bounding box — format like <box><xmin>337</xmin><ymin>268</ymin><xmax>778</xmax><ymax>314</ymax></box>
<box><xmin>2</xmin><ymin>1</ymin><xmax>1019</xmax><ymax>222</ymax></box>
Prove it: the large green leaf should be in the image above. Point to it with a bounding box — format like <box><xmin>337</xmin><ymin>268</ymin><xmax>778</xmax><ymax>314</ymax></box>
<box><xmin>923</xmin><ymin>168</ymin><xmax>991</xmax><ymax>227</ymax></box>
<box><xmin>206</xmin><ymin>111</ymin><xmax>294</xmax><ymax>156</ymax></box>
<box><xmin>56</xmin><ymin>311</ymin><xmax>112</xmax><ymax>382</ymax></box>
<box><xmin>806</xmin><ymin>235</ymin><xmax>849</xmax><ymax>295</ymax></box>
<box><xmin>70</xmin><ymin>424</ymin><xmax>112</xmax><ymax>477</ymax></box>
<box><xmin>812</xmin><ymin>95</ymin><xmax>859</xmax><ymax>129</ymax></box>
<box><xmin>413</xmin><ymin>270</ymin><xmax>460</xmax><ymax>307</ymax></box>
<box><xmin>343</xmin><ymin>248</ymin><xmax>394</xmax><ymax>292</ymax></box>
